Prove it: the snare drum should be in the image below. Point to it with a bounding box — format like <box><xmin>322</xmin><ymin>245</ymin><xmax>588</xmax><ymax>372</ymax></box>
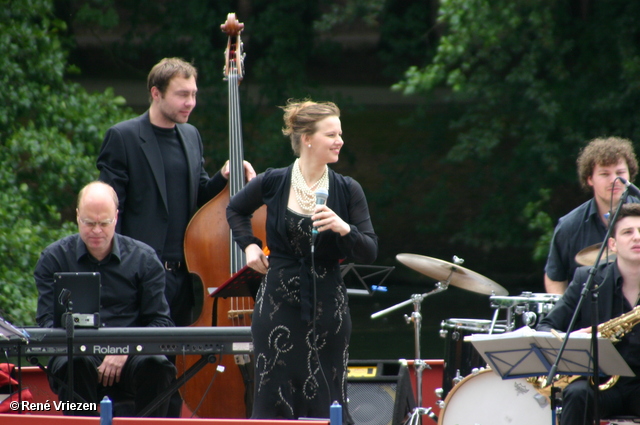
<box><xmin>438</xmin><ymin>369</ymin><xmax>550</xmax><ymax>425</ymax></box>
<box><xmin>439</xmin><ymin>318</ymin><xmax>507</xmax><ymax>398</ymax></box>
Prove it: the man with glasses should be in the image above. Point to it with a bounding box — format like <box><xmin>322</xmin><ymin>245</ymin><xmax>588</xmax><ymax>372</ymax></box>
<box><xmin>34</xmin><ymin>181</ymin><xmax>176</xmax><ymax>417</ymax></box>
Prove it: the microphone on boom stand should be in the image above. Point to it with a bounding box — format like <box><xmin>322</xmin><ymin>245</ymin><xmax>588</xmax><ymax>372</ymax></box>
<box><xmin>619</xmin><ymin>177</ymin><xmax>640</xmax><ymax>198</ymax></box>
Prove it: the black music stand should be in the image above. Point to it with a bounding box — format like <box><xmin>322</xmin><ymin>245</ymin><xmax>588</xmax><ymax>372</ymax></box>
<box><xmin>469</xmin><ymin>327</ymin><xmax>632</xmax><ymax>378</ymax></box>
<box><xmin>207</xmin><ymin>266</ymin><xmax>261</xmax><ymax>418</ymax></box>
<box><xmin>340</xmin><ymin>263</ymin><xmax>395</xmax><ymax>296</ymax></box>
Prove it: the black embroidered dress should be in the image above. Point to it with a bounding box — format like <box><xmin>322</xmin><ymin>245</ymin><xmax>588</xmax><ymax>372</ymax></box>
<box><xmin>226</xmin><ymin>165</ymin><xmax>377</xmax><ymax>423</ymax></box>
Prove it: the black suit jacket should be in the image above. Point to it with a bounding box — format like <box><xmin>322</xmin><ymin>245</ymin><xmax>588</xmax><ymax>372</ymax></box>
<box><xmin>97</xmin><ymin>111</ymin><xmax>227</xmax><ymax>259</ymax></box>
<box><xmin>537</xmin><ymin>262</ymin><xmax>622</xmax><ymax>333</ymax></box>
<box><xmin>538</xmin><ymin>261</ymin><xmax>640</xmax><ymax>374</ymax></box>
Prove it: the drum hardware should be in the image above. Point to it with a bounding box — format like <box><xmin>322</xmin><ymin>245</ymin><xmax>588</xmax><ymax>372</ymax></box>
<box><xmin>451</xmin><ymin>369</ymin><xmax>464</xmax><ymax>389</ymax></box>
<box><xmin>371</xmin><ymin>255</ymin><xmax>467</xmax><ymax>424</ymax></box>
<box><xmin>522</xmin><ymin>310</ymin><xmax>537</xmax><ymax>327</ymax></box>
<box><xmin>489</xmin><ymin>292</ymin><xmax>561</xmax><ymax>332</ymax></box>
<box><xmin>373</xmin><ymin>254</ymin><xmax>507</xmax><ymax>425</ymax></box>
<box><xmin>437</xmin><ymin>318</ymin><xmax>507</xmax><ymax>400</ymax></box>
<box><xmin>372</xmin><ymin>290</ymin><xmax>436</xmax><ymax>424</ymax></box>
<box><xmin>434</xmin><ymin>371</ymin><xmax>467</xmax><ymax>409</ymax></box>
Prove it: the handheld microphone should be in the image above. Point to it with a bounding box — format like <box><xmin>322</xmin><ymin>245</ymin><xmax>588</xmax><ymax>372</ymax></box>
<box><xmin>312</xmin><ymin>188</ymin><xmax>329</xmax><ymax>240</ymax></box>
<box><xmin>619</xmin><ymin>177</ymin><xmax>640</xmax><ymax>198</ymax></box>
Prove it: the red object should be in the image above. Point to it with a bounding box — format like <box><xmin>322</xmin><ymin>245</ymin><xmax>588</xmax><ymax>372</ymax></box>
<box><xmin>0</xmin><ymin>363</ymin><xmax>34</xmax><ymax>414</ymax></box>
<box><xmin>210</xmin><ymin>265</ymin><xmax>262</xmax><ymax>298</ymax></box>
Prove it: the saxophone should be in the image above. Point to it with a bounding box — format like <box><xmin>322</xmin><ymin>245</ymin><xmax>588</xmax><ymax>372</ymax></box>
<box><xmin>528</xmin><ymin>304</ymin><xmax>640</xmax><ymax>394</ymax></box>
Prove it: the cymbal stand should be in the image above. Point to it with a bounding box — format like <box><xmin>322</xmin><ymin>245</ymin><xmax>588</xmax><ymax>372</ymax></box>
<box><xmin>371</xmin><ymin>268</ymin><xmax>456</xmax><ymax>425</ymax></box>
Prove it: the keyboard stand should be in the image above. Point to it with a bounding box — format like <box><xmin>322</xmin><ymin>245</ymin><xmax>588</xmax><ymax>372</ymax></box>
<box><xmin>138</xmin><ymin>353</ymin><xmax>221</xmax><ymax>417</ymax></box>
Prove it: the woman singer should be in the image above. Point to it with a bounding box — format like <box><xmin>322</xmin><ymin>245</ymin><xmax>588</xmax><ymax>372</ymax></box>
<box><xmin>226</xmin><ymin>99</ymin><xmax>378</xmax><ymax>423</ymax></box>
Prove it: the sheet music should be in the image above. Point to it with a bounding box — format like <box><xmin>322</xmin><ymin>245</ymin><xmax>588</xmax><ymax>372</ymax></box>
<box><xmin>0</xmin><ymin>317</ymin><xmax>28</xmax><ymax>342</ymax></box>
<box><xmin>467</xmin><ymin>326</ymin><xmax>634</xmax><ymax>379</ymax></box>
<box><xmin>464</xmin><ymin>325</ymin><xmax>538</xmax><ymax>340</ymax></box>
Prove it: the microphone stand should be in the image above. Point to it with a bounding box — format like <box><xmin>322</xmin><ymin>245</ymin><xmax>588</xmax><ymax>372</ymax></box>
<box><xmin>545</xmin><ymin>185</ymin><xmax>629</xmax><ymax>424</ymax></box>
<box><xmin>59</xmin><ymin>289</ymin><xmax>76</xmax><ymax>406</ymax></box>
<box><xmin>311</xmin><ymin>196</ymin><xmax>331</xmax><ymax>413</ymax></box>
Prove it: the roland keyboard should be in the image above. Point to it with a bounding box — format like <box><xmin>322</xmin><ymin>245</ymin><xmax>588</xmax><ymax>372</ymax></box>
<box><xmin>1</xmin><ymin>326</ymin><xmax>253</xmax><ymax>357</ymax></box>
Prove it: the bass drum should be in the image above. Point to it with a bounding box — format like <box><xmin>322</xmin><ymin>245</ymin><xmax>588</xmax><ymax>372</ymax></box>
<box><xmin>438</xmin><ymin>369</ymin><xmax>550</xmax><ymax>425</ymax></box>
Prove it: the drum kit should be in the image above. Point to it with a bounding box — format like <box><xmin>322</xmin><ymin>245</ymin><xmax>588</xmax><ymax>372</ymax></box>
<box><xmin>371</xmin><ymin>252</ymin><xmax>574</xmax><ymax>425</ymax></box>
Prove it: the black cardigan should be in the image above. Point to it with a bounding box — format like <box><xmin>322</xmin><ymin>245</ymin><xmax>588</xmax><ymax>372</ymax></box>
<box><xmin>226</xmin><ymin>164</ymin><xmax>378</xmax><ymax>264</ymax></box>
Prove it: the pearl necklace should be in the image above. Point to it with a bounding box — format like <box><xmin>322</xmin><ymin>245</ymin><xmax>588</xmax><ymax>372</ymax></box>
<box><xmin>291</xmin><ymin>159</ymin><xmax>328</xmax><ymax>214</ymax></box>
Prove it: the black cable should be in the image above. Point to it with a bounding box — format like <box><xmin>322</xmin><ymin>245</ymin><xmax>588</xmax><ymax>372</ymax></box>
<box><xmin>310</xmin><ymin>239</ymin><xmax>331</xmax><ymax>409</ymax></box>
<box><xmin>188</xmin><ymin>355</ymin><xmax>224</xmax><ymax>418</ymax></box>
<box><xmin>63</xmin><ymin>307</ymin><xmax>75</xmax><ymax>405</ymax></box>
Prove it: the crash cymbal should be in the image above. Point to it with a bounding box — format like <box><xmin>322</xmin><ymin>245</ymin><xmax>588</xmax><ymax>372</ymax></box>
<box><xmin>396</xmin><ymin>253</ymin><xmax>508</xmax><ymax>296</ymax></box>
<box><xmin>575</xmin><ymin>243</ymin><xmax>616</xmax><ymax>266</ymax></box>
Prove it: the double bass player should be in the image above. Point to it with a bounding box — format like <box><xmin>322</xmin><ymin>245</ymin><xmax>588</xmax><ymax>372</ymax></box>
<box><xmin>97</xmin><ymin>57</ymin><xmax>256</xmax><ymax>417</ymax></box>
<box><xmin>98</xmin><ymin>57</ymin><xmax>256</xmax><ymax>328</ymax></box>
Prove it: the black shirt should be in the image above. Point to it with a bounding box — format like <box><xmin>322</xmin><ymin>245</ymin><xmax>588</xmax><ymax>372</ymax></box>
<box><xmin>538</xmin><ymin>261</ymin><xmax>640</xmax><ymax>373</ymax></box>
<box><xmin>545</xmin><ymin>197</ymin><xmax>640</xmax><ymax>282</ymax></box>
<box><xmin>153</xmin><ymin>124</ymin><xmax>189</xmax><ymax>262</ymax></box>
<box><xmin>545</xmin><ymin>198</ymin><xmax>608</xmax><ymax>282</ymax></box>
<box><xmin>35</xmin><ymin>233</ymin><xmax>174</xmax><ymax>329</ymax></box>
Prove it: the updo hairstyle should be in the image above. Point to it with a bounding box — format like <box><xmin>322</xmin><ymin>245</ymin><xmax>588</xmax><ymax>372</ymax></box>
<box><xmin>280</xmin><ymin>99</ymin><xmax>340</xmax><ymax>156</ymax></box>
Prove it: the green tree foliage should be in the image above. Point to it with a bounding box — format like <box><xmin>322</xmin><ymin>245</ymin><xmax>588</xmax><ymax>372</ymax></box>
<box><xmin>0</xmin><ymin>0</ymin><xmax>134</xmax><ymax>324</ymax></box>
<box><xmin>393</xmin><ymin>0</ymin><xmax>640</xmax><ymax>257</ymax></box>
<box><xmin>60</xmin><ymin>0</ymin><xmax>325</xmax><ymax>172</ymax></box>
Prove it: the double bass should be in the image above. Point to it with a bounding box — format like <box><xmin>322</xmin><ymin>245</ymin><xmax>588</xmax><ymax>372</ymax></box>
<box><xmin>177</xmin><ymin>13</ymin><xmax>266</xmax><ymax>418</ymax></box>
